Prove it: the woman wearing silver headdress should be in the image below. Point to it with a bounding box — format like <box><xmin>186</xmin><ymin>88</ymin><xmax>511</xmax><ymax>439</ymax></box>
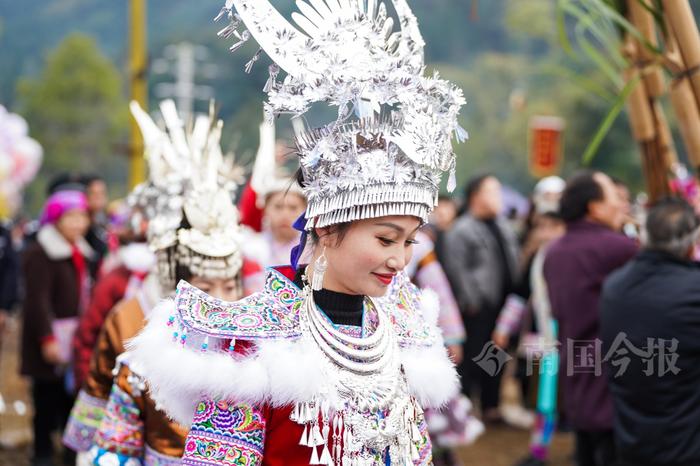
<box><xmin>129</xmin><ymin>1</ymin><xmax>468</xmax><ymax>464</ymax></box>
<box><xmin>63</xmin><ymin>101</ymin><xmax>263</xmax><ymax>466</ymax></box>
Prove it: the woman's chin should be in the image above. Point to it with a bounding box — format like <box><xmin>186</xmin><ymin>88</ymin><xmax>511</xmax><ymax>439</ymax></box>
<box><xmin>365</xmin><ymin>283</ymin><xmax>390</xmax><ymax>298</ymax></box>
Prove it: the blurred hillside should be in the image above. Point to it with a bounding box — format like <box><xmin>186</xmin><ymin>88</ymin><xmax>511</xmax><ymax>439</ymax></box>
<box><xmin>2</xmin><ymin>0</ymin><xmax>697</xmax><ymax>211</ymax></box>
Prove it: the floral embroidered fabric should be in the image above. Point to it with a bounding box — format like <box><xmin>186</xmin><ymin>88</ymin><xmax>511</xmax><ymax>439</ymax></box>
<box><xmin>63</xmin><ymin>390</ymin><xmax>108</xmax><ymax>452</ymax></box>
<box><xmin>183</xmin><ymin>400</ymin><xmax>265</xmax><ymax>465</ymax></box>
<box><xmin>175</xmin><ymin>268</ymin><xmax>435</xmax><ymax>347</ymax></box>
<box><xmin>94</xmin><ymin>383</ymin><xmax>145</xmax><ymax>459</ymax></box>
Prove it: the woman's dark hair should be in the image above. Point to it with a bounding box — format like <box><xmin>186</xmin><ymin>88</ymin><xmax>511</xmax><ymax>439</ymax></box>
<box><xmin>558</xmin><ymin>171</ymin><xmax>604</xmax><ymax>224</ymax></box>
<box><xmin>297</xmin><ymin>168</ymin><xmax>353</xmax><ymax>247</ymax></box>
<box><xmin>174</xmin><ymin>263</ymin><xmax>193</xmax><ymax>284</ymax></box>
<box><xmin>310</xmin><ymin>222</ymin><xmax>352</xmax><ymax>247</ymax></box>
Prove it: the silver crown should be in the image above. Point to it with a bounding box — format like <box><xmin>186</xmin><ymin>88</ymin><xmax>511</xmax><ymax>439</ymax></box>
<box><xmin>218</xmin><ymin>0</ymin><xmax>466</xmax><ymax>229</ymax></box>
<box><xmin>129</xmin><ymin>100</ymin><xmax>244</xmax><ymax>288</ymax></box>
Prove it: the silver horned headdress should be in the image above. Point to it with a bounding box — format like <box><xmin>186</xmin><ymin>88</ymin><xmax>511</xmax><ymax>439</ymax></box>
<box><xmin>217</xmin><ymin>0</ymin><xmax>467</xmax><ymax>229</ymax></box>
<box><xmin>129</xmin><ymin>100</ymin><xmax>244</xmax><ymax>290</ymax></box>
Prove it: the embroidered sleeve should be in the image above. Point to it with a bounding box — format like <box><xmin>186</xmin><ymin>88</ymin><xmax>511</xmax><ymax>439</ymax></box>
<box><xmin>414</xmin><ymin>260</ymin><xmax>465</xmax><ymax>344</ymax></box>
<box><xmin>182</xmin><ymin>398</ymin><xmax>266</xmax><ymax>465</ymax></box>
<box><xmin>494</xmin><ymin>294</ymin><xmax>527</xmax><ymax>337</ymax></box>
<box><xmin>90</xmin><ymin>374</ymin><xmax>145</xmax><ymax>465</ymax></box>
<box><xmin>62</xmin><ymin>390</ymin><xmax>108</xmax><ymax>452</ymax></box>
<box><xmin>413</xmin><ymin>416</ymin><xmax>433</xmax><ymax>466</ymax></box>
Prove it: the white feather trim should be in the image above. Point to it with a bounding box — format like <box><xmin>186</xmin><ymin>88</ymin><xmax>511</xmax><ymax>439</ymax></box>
<box><xmin>127</xmin><ymin>298</ymin><xmax>326</xmax><ymax>423</ymax></box>
<box><xmin>128</xmin><ymin>293</ymin><xmax>460</xmax><ymax>425</ymax></box>
<box><xmin>401</xmin><ymin>345</ymin><xmax>459</xmax><ymax>409</ymax></box>
<box><xmin>119</xmin><ymin>243</ymin><xmax>156</xmax><ymax>273</ymax></box>
<box><xmin>419</xmin><ymin>287</ymin><xmax>440</xmax><ymax>328</ymax></box>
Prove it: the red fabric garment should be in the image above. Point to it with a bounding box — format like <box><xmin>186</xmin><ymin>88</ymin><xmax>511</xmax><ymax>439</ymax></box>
<box><xmin>71</xmin><ymin>243</ymin><xmax>88</xmax><ymax>312</ymax></box>
<box><xmin>238</xmin><ymin>182</ymin><xmax>264</xmax><ymax>232</ymax></box>
<box><xmin>241</xmin><ymin>258</ymin><xmax>263</xmax><ymax>278</ymax></box>
<box><xmin>261</xmin><ymin>405</ymin><xmax>310</xmax><ymax>466</ymax></box>
<box><xmin>72</xmin><ymin>266</ymin><xmax>132</xmax><ymax>389</ymax></box>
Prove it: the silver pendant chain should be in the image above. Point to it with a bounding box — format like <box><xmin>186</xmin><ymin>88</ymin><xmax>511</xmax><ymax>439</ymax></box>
<box><xmin>291</xmin><ymin>287</ymin><xmax>424</xmax><ymax>466</ymax></box>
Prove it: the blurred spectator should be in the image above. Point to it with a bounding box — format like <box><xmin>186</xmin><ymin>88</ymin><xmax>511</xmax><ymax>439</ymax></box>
<box><xmin>71</xmin><ymin>202</ymin><xmax>154</xmax><ymax>390</ymax></box>
<box><xmin>80</xmin><ymin>174</ymin><xmax>109</xmax><ymax>275</ymax></box>
<box><xmin>46</xmin><ymin>172</ymin><xmax>109</xmax><ymax>277</ymax></box>
<box><xmin>20</xmin><ymin>190</ymin><xmax>93</xmax><ymax>466</ymax></box>
<box><xmin>0</xmin><ymin>220</ymin><xmax>19</xmax><ymax>338</ymax></box>
<box><xmin>611</xmin><ymin>177</ymin><xmax>639</xmax><ymax>239</ymax></box>
<box><xmin>543</xmin><ymin>171</ymin><xmax>636</xmax><ymax>466</ymax></box>
<box><xmin>407</xmin><ymin>230</ymin><xmax>483</xmax><ymax>466</ymax></box>
<box><xmin>443</xmin><ymin>174</ymin><xmax>519</xmax><ymax>423</ymax></box>
<box><xmin>601</xmin><ymin>197</ymin><xmax>700</xmax><ymax>466</ymax></box>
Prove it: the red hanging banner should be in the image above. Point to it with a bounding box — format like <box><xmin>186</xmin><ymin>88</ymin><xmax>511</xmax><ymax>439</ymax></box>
<box><xmin>529</xmin><ymin>116</ymin><xmax>565</xmax><ymax>178</ymax></box>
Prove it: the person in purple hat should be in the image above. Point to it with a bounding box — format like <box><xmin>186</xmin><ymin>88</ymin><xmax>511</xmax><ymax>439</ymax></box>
<box><xmin>21</xmin><ymin>189</ymin><xmax>94</xmax><ymax>466</ymax></box>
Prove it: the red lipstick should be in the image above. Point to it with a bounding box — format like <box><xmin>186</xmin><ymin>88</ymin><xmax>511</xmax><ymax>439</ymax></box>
<box><xmin>372</xmin><ymin>272</ymin><xmax>395</xmax><ymax>285</ymax></box>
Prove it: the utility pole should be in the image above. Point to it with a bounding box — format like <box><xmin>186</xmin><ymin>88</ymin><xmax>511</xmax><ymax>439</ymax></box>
<box><xmin>128</xmin><ymin>0</ymin><xmax>147</xmax><ymax>189</ymax></box>
<box><xmin>153</xmin><ymin>42</ymin><xmax>216</xmax><ymax>124</ymax></box>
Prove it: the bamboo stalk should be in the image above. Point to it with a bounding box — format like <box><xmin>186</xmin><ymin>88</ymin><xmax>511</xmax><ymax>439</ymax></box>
<box><xmin>627</xmin><ymin>0</ymin><xmax>665</xmax><ymax>97</ymax></box>
<box><xmin>662</xmin><ymin>7</ymin><xmax>700</xmax><ymax>178</ymax></box>
<box><xmin>653</xmin><ymin>101</ymin><xmax>678</xmax><ymax>169</ymax></box>
<box><xmin>662</xmin><ymin>0</ymin><xmax>700</xmax><ymax>110</ymax></box>
<box><xmin>624</xmin><ymin>67</ymin><xmax>656</xmax><ymax>142</ymax></box>
<box><xmin>670</xmin><ymin>77</ymin><xmax>700</xmax><ymax>171</ymax></box>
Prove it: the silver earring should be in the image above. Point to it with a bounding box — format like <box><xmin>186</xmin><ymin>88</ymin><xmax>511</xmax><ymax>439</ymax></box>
<box><xmin>311</xmin><ymin>247</ymin><xmax>327</xmax><ymax>291</ymax></box>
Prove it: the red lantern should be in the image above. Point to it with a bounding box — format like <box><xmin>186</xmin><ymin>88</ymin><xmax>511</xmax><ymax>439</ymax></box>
<box><xmin>529</xmin><ymin>116</ymin><xmax>565</xmax><ymax>178</ymax></box>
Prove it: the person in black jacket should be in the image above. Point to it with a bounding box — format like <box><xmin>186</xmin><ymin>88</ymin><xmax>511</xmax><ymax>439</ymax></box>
<box><xmin>0</xmin><ymin>221</ymin><xmax>19</xmax><ymax>338</ymax></box>
<box><xmin>601</xmin><ymin>197</ymin><xmax>700</xmax><ymax>466</ymax></box>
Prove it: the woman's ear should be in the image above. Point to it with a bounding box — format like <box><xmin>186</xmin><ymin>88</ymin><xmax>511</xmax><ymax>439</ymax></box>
<box><xmin>315</xmin><ymin>226</ymin><xmax>332</xmax><ymax>248</ymax></box>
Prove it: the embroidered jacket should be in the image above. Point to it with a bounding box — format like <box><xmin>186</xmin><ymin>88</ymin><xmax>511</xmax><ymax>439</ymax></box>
<box><xmin>129</xmin><ymin>268</ymin><xmax>459</xmax><ymax>466</ymax></box>
<box><xmin>63</xmin><ymin>261</ymin><xmax>265</xmax><ymax>465</ymax></box>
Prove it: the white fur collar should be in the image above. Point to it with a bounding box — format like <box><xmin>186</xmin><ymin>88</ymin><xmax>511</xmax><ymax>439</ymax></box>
<box><xmin>128</xmin><ymin>298</ymin><xmax>459</xmax><ymax>426</ymax></box>
<box><xmin>37</xmin><ymin>224</ymin><xmax>93</xmax><ymax>260</ymax></box>
<box><xmin>119</xmin><ymin>243</ymin><xmax>156</xmax><ymax>273</ymax></box>
<box><xmin>136</xmin><ymin>274</ymin><xmax>165</xmax><ymax>317</ymax></box>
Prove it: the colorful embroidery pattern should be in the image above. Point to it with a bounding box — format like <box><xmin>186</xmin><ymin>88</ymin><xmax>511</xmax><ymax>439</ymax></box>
<box><xmin>378</xmin><ymin>272</ymin><xmax>435</xmax><ymax>346</ymax></box>
<box><xmin>176</xmin><ymin>269</ymin><xmax>301</xmax><ymax>340</ymax></box>
<box><xmin>63</xmin><ymin>390</ymin><xmax>108</xmax><ymax>452</ymax></box>
<box><xmin>183</xmin><ymin>399</ymin><xmax>265</xmax><ymax>466</ymax></box>
<box><xmin>144</xmin><ymin>444</ymin><xmax>181</xmax><ymax>466</ymax></box>
<box><xmin>94</xmin><ymin>384</ymin><xmax>145</xmax><ymax>458</ymax></box>
<box><xmin>414</xmin><ymin>418</ymin><xmax>433</xmax><ymax>466</ymax></box>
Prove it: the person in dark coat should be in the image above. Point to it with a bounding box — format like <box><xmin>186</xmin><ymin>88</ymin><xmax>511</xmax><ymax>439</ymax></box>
<box><xmin>442</xmin><ymin>174</ymin><xmax>520</xmax><ymax>422</ymax></box>
<box><xmin>543</xmin><ymin>171</ymin><xmax>636</xmax><ymax>466</ymax></box>
<box><xmin>0</xmin><ymin>221</ymin><xmax>19</xmax><ymax>337</ymax></box>
<box><xmin>21</xmin><ymin>190</ymin><xmax>93</xmax><ymax>466</ymax></box>
<box><xmin>601</xmin><ymin>197</ymin><xmax>700</xmax><ymax>466</ymax></box>
<box><xmin>80</xmin><ymin>174</ymin><xmax>109</xmax><ymax>275</ymax></box>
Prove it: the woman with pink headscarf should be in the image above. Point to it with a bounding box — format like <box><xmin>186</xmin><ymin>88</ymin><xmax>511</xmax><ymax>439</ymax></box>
<box><xmin>20</xmin><ymin>189</ymin><xmax>93</xmax><ymax>466</ymax></box>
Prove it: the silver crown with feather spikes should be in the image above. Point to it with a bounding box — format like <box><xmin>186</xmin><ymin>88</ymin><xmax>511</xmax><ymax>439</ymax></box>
<box><xmin>128</xmin><ymin>100</ymin><xmax>245</xmax><ymax>290</ymax></box>
<box><xmin>217</xmin><ymin>0</ymin><xmax>467</xmax><ymax>229</ymax></box>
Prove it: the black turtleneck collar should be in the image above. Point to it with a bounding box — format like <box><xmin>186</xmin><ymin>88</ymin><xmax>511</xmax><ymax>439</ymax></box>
<box><xmin>293</xmin><ymin>268</ymin><xmax>364</xmax><ymax>327</ymax></box>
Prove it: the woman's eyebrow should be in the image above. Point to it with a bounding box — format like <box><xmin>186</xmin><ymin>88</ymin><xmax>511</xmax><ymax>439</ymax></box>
<box><xmin>374</xmin><ymin>222</ymin><xmax>405</xmax><ymax>233</ymax></box>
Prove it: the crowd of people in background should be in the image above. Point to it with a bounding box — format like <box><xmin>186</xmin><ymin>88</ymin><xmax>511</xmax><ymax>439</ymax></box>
<box><xmin>2</xmin><ymin>163</ymin><xmax>700</xmax><ymax>466</ymax></box>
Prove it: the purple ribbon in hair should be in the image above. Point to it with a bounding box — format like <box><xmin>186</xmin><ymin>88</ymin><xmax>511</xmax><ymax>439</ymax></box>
<box><xmin>290</xmin><ymin>213</ymin><xmax>308</xmax><ymax>271</ymax></box>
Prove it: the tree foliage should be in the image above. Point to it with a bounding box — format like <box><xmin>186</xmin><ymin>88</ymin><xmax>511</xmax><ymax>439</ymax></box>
<box><xmin>16</xmin><ymin>33</ymin><xmax>129</xmax><ymax>211</ymax></box>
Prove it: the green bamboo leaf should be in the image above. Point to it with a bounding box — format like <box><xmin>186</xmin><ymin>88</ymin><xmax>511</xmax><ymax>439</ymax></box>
<box><xmin>557</xmin><ymin>0</ymin><xmax>576</xmax><ymax>56</ymax></box>
<box><xmin>543</xmin><ymin>63</ymin><xmax>616</xmax><ymax>101</ymax></box>
<box><xmin>575</xmin><ymin>22</ymin><xmax>624</xmax><ymax>87</ymax></box>
<box><xmin>582</xmin><ymin>75</ymin><xmax>640</xmax><ymax>165</ymax></box>
<box><xmin>560</xmin><ymin>1</ymin><xmax>626</xmax><ymax>69</ymax></box>
<box><xmin>590</xmin><ymin>0</ymin><xmax>662</xmax><ymax>55</ymax></box>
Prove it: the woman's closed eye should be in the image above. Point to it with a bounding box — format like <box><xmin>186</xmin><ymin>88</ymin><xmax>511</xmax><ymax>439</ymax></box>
<box><xmin>378</xmin><ymin>236</ymin><xmax>394</xmax><ymax>246</ymax></box>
